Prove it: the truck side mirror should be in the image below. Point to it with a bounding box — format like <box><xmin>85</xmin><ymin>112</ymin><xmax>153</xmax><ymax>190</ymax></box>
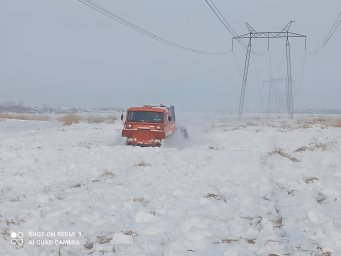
<box><xmin>120</xmin><ymin>113</ymin><xmax>124</xmax><ymax>121</ymax></box>
<box><xmin>168</xmin><ymin>116</ymin><xmax>171</xmax><ymax>122</ymax></box>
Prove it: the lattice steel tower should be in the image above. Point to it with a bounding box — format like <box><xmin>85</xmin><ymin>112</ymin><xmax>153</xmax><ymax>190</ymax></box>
<box><xmin>233</xmin><ymin>21</ymin><xmax>306</xmax><ymax>119</ymax></box>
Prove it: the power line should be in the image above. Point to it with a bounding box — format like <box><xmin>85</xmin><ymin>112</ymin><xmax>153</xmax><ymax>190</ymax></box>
<box><xmin>204</xmin><ymin>0</ymin><xmax>245</xmax><ymax>48</ymax></box>
<box><xmin>76</xmin><ymin>0</ymin><xmax>229</xmax><ymax>55</ymax></box>
<box><xmin>309</xmin><ymin>11</ymin><xmax>341</xmax><ymax>54</ymax></box>
<box><xmin>204</xmin><ymin>0</ymin><xmax>267</xmax><ymax>56</ymax></box>
<box><xmin>204</xmin><ymin>0</ymin><xmax>238</xmax><ymax>37</ymax></box>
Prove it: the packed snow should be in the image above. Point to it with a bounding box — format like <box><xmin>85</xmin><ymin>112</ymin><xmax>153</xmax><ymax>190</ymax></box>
<box><xmin>1</xmin><ymin>113</ymin><xmax>341</xmax><ymax>256</ymax></box>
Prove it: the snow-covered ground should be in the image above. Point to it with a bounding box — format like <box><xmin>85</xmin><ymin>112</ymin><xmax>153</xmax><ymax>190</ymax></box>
<box><xmin>1</xmin><ymin>113</ymin><xmax>341</xmax><ymax>256</ymax></box>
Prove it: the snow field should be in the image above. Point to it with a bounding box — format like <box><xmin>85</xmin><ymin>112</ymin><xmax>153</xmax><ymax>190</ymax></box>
<box><xmin>0</xmin><ymin>113</ymin><xmax>341</xmax><ymax>255</ymax></box>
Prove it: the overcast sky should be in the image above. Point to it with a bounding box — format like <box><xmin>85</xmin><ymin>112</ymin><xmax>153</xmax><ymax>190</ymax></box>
<box><xmin>0</xmin><ymin>0</ymin><xmax>340</xmax><ymax>112</ymax></box>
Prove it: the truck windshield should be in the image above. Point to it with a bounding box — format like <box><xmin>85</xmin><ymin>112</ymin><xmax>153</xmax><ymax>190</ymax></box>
<box><xmin>127</xmin><ymin>111</ymin><xmax>164</xmax><ymax>123</ymax></box>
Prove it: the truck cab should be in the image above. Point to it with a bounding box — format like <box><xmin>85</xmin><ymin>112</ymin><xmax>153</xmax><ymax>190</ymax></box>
<box><xmin>121</xmin><ymin>105</ymin><xmax>176</xmax><ymax>146</ymax></box>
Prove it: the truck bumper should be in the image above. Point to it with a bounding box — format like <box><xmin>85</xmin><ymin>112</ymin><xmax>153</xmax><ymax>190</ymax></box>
<box><xmin>122</xmin><ymin>129</ymin><xmax>165</xmax><ymax>146</ymax></box>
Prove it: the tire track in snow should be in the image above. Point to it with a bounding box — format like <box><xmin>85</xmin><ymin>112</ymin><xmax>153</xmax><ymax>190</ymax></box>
<box><xmin>261</xmin><ymin>146</ymin><xmax>332</xmax><ymax>256</ymax></box>
<box><xmin>261</xmin><ymin>155</ymin><xmax>291</xmax><ymax>255</ymax></box>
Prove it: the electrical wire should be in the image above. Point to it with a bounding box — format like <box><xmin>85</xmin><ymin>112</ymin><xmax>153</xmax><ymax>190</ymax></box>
<box><xmin>232</xmin><ymin>51</ymin><xmax>243</xmax><ymax>77</ymax></box>
<box><xmin>267</xmin><ymin>50</ymin><xmax>273</xmax><ymax>80</ymax></box>
<box><xmin>204</xmin><ymin>0</ymin><xmax>238</xmax><ymax>37</ymax></box>
<box><xmin>251</xmin><ymin>54</ymin><xmax>266</xmax><ymax>111</ymax></box>
<box><xmin>277</xmin><ymin>45</ymin><xmax>286</xmax><ymax>78</ymax></box>
<box><xmin>297</xmin><ymin>50</ymin><xmax>307</xmax><ymax>91</ymax></box>
<box><xmin>76</xmin><ymin>0</ymin><xmax>230</xmax><ymax>55</ymax></box>
<box><xmin>309</xmin><ymin>11</ymin><xmax>341</xmax><ymax>54</ymax></box>
<box><xmin>204</xmin><ymin>0</ymin><xmax>267</xmax><ymax>57</ymax></box>
<box><xmin>204</xmin><ymin>0</ymin><xmax>245</xmax><ymax>48</ymax></box>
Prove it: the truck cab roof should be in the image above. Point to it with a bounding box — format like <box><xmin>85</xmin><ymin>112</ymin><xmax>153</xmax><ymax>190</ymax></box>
<box><xmin>127</xmin><ymin>105</ymin><xmax>169</xmax><ymax>113</ymax></box>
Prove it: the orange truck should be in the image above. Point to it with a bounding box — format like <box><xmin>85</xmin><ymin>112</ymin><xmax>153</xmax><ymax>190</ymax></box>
<box><xmin>121</xmin><ymin>105</ymin><xmax>177</xmax><ymax>146</ymax></box>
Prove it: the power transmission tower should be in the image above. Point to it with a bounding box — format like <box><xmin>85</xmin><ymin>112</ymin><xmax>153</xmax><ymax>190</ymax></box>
<box><xmin>233</xmin><ymin>21</ymin><xmax>306</xmax><ymax>119</ymax></box>
<box><xmin>264</xmin><ymin>79</ymin><xmax>295</xmax><ymax>115</ymax></box>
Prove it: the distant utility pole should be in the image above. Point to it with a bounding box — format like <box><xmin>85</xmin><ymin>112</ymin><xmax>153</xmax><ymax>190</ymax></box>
<box><xmin>233</xmin><ymin>21</ymin><xmax>306</xmax><ymax>119</ymax></box>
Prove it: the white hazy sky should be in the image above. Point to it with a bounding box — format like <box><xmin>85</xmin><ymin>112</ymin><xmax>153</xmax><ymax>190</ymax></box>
<box><xmin>1</xmin><ymin>0</ymin><xmax>340</xmax><ymax>112</ymax></box>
